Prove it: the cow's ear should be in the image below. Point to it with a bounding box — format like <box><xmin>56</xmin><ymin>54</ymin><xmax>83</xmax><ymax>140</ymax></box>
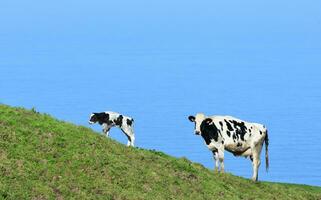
<box><xmin>188</xmin><ymin>115</ymin><xmax>196</xmax><ymax>122</ymax></box>
<box><xmin>204</xmin><ymin>118</ymin><xmax>213</xmax><ymax>124</ymax></box>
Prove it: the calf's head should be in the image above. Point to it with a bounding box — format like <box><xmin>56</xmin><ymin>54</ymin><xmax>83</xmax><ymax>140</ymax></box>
<box><xmin>89</xmin><ymin>112</ymin><xmax>108</xmax><ymax>125</ymax></box>
<box><xmin>89</xmin><ymin>113</ymin><xmax>99</xmax><ymax>124</ymax></box>
<box><xmin>188</xmin><ymin>113</ymin><xmax>206</xmax><ymax>135</ymax></box>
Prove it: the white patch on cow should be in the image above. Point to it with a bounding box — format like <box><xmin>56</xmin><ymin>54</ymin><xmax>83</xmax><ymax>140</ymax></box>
<box><xmin>194</xmin><ymin>113</ymin><xmax>206</xmax><ymax>134</ymax></box>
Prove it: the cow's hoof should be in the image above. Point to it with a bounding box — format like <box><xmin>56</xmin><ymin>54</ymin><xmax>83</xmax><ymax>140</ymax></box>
<box><xmin>251</xmin><ymin>178</ymin><xmax>257</xmax><ymax>182</ymax></box>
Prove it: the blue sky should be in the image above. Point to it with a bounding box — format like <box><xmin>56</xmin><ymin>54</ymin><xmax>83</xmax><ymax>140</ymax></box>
<box><xmin>1</xmin><ymin>0</ymin><xmax>320</xmax><ymax>56</ymax></box>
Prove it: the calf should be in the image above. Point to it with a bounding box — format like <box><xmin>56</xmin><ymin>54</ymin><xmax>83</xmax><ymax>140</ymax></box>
<box><xmin>188</xmin><ymin>113</ymin><xmax>269</xmax><ymax>181</ymax></box>
<box><xmin>89</xmin><ymin>111</ymin><xmax>135</xmax><ymax>147</ymax></box>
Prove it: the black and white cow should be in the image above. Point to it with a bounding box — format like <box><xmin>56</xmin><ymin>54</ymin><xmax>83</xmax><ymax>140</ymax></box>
<box><xmin>89</xmin><ymin>112</ymin><xmax>135</xmax><ymax>147</ymax></box>
<box><xmin>188</xmin><ymin>113</ymin><xmax>269</xmax><ymax>181</ymax></box>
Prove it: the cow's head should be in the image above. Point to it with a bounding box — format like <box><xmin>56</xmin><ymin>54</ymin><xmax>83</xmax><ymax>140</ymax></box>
<box><xmin>188</xmin><ymin>113</ymin><xmax>206</xmax><ymax>135</ymax></box>
<box><xmin>89</xmin><ymin>113</ymin><xmax>99</xmax><ymax>124</ymax></box>
<box><xmin>89</xmin><ymin>112</ymin><xmax>109</xmax><ymax>125</ymax></box>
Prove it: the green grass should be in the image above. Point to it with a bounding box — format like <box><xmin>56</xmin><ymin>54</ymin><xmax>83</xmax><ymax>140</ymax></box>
<box><xmin>0</xmin><ymin>104</ymin><xmax>320</xmax><ymax>200</ymax></box>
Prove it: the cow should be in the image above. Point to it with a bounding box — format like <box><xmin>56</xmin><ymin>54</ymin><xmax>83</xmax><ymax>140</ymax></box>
<box><xmin>89</xmin><ymin>111</ymin><xmax>135</xmax><ymax>147</ymax></box>
<box><xmin>188</xmin><ymin>113</ymin><xmax>269</xmax><ymax>181</ymax></box>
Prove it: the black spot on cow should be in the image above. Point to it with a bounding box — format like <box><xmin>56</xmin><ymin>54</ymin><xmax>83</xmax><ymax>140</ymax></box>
<box><xmin>219</xmin><ymin>121</ymin><xmax>223</xmax><ymax>131</ymax></box>
<box><xmin>114</xmin><ymin>115</ymin><xmax>123</xmax><ymax>126</ymax></box>
<box><xmin>249</xmin><ymin>129</ymin><xmax>251</xmax><ymax>133</ymax></box>
<box><xmin>260</xmin><ymin>131</ymin><xmax>262</xmax><ymax>135</ymax></box>
<box><xmin>200</xmin><ymin>118</ymin><xmax>220</xmax><ymax>144</ymax></box>
<box><xmin>230</xmin><ymin>120</ymin><xmax>237</xmax><ymax>129</ymax></box>
<box><xmin>212</xmin><ymin>148</ymin><xmax>218</xmax><ymax>155</ymax></box>
<box><xmin>226</xmin><ymin>131</ymin><xmax>231</xmax><ymax>137</ymax></box>
<box><xmin>126</xmin><ymin>118</ymin><xmax>134</xmax><ymax>126</ymax></box>
<box><xmin>222</xmin><ymin>141</ymin><xmax>224</xmax><ymax>144</ymax></box>
<box><xmin>232</xmin><ymin>133</ymin><xmax>237</xmax><ymax>140</ymax></box>
<box><xmin>235</xmin><ymin>129</ymin><xmax>244</xmax><ymax>140</ymax></box>
<box><xmin>237</xmin><ymin>143</ymin><xmax>242</xmax><ymax>147</ymax></box>
<box><xmin>92</xmin><ymin>112</ymin><xmax>110</xmax><ymax>125</ymax></box>
<box><xmin>249</xmin><ymin>133</ymin><xmax>252</xmax><ymax>137</ymax></box>
<box><xmin>229</xmin><ymin>120</ymin><xmax>248</xmax><ymax>141</ymax></box>
<box><xmin>107</xmin><ymin>121</ymin><xmax>114</xmax><ymax>125</ymax></box>
<box><xmin>224</xmin><ymin>120</ymin><xmax>234</xmax><ymax>131</ymax></box>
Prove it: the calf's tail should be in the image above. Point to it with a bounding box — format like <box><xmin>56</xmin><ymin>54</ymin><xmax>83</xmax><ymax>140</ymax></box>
<box><xmin>264</xmin><ymin>129</ymin><xmax>269</xmax><ymax>172</ymax></box>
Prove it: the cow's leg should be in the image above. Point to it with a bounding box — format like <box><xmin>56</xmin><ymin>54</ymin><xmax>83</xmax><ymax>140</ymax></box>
<box><xmin>251</xmin><ymin>154</ymin><xmax>259</xmax><ymax>181</ymax></box>
<box><xmin>128</xmin><ymin>135</ymin><xmax>135</xmax><ymax>147</ymax></box>
<box><xmin>121</xmin><ymin>127</ymin><xmax>135</xmax><ymax>147</ymax></box>
<box><xmin>212</xmin><ymin>150</ymin><xmax>219</xmax><ymax>172</ymax></box>
<box><xmin>128</xmin><ymin>128</ymin><xmax>135</xmax><ymax>147</ymax></box>
<box><xmin>218</xmin><ymin>147</ymin><xmax>225</xmax><ymax>173</ymax></box>
<box><xmin>251</xmin><ymin>143</ymin><xmax>262</xmax><ymax>181</ymax></box>
<box><xmin>103</xmin><ymin>128</ymin><xmax>110</xmax><ymax>137</ymax></box>
<box><xmin>102</xmin><ymin>124</ymin><xmax>111</xmax><ymax>137</ymax></box>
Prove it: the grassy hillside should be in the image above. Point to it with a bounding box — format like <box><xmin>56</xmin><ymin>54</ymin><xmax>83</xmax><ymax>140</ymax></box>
<box><xmin>0</xmin><ymin>104</ymin><xmax>320</xmax><ymax>200</ymax></box>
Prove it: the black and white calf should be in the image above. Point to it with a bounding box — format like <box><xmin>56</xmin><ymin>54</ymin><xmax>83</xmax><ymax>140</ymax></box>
<box><xmin>89</xmin><ymin>112</ymin><xmax>135</xmax><ymax>147</ymax></box>
<box><xmin>188</xmin><ymin>113</ymin><xmax>269</xmax><ymax>181</ymax></box>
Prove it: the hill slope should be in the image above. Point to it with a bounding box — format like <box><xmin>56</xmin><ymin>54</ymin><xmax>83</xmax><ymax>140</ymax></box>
<box><xmin>0</xmin><ymin>104</ymin><xmax>320</xmax><ymax>200</ymax></box>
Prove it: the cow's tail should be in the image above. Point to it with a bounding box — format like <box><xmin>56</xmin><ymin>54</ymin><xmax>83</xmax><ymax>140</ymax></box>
<box><xmin>264</xmin><ymin>129</ymin><xmax>269</xmax><ymax>172</ymax></box>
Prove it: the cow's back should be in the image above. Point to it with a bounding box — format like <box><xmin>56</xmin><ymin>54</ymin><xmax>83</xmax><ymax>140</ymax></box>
<box><xmin>209</xmin><ymin>115</ymin><xmax>266</xmax><ymax>153</ymax></box>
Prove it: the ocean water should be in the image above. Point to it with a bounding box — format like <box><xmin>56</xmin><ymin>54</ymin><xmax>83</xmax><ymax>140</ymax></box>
<box><xmin>1</xmin><ymin>51</ymin><xmax>321</xmax><ymax>186</ymax></box>
<box><xmin>1</xmin><ymin>0</ymin><xmax>321</xmax><ymax>186</ymax></box>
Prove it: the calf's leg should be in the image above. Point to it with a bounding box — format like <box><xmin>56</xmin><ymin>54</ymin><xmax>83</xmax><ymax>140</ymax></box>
<box><xmin>121</xmin><ymin>127</ymin><xmax>135</xmax><ymax>147</ymax></box>
<box><xmin>103</xmin><ymin>128</ymin><xmax>110</xmax><ymax>137</ymax></box>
